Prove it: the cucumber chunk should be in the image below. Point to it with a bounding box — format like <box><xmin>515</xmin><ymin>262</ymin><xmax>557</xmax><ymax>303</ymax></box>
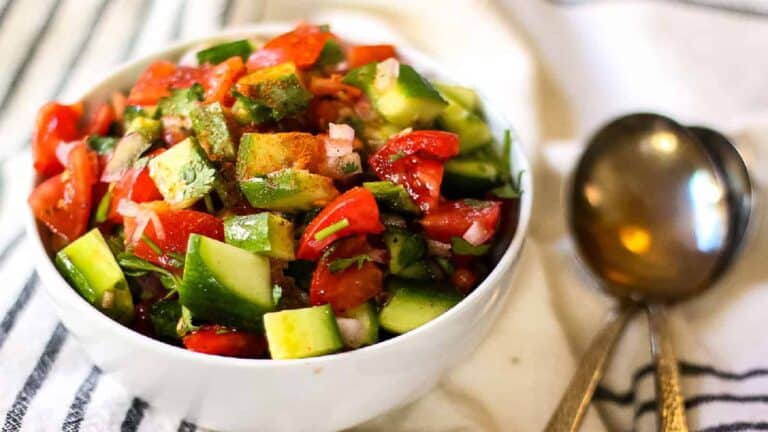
<box><xmin>436</xmin><ymin>89</ymin><xmax>492</xmax><ymax>153</ymax></box>
<box><xmin>55</xmin><ymin>229</ymin><xmax>134</xmax><ymax>323</ymax></box>
<box><xmin>434</xmin><ymin>83</ymin><xmax>480</xmax><ymax>112</ymax></box>
<box><xmin>442</xmin><ymin>159</ymin><xmax>501</xmax><ymax>197</ymax></box>
<box><xmin>379</xmin><ymin>279</ymin><xmax>461</xmax><ymax>334</ymax></box>
<box><xmin>180</xmin><ymin>234</ymin><xmax>274</xmax><ymax>331</ymax></box>
<box><xmin>363</xmin><ymin>181</ymin><xmax>420</xmax><ymax>215</ymax></box>
<box><xmin>235</xmin><ymin>63</ymin><xmax>312</xmax><ymax>120</ymax></box>
<box><xmin>224</xmin><ymin>213</ymin><xmax>296</xmax><ymax>261</ymax></box>
<box><xmin>196</xmin><ymin>39</ymin><xmax>254</xmax><ymax>65</ymax></box>
<box><xmin>239</xmin><ymin>168</ymin><xmax>339</xmax><ymax>212</ymax></box>
<box><xmin>148</xmin><ymin>137</ymin><xmax>216</xmax><ymax>208</ymax></box>
<box><xmin>336</xmin><ymin>302</ymin><xmax>379</xmax><ymax>348</ymax></box>
<box><xmin>264</xmin><ymin>304</ymin><xmax>343</xmax><ymax>359</ymax></box>
<box><xmin>191</xmin><ymin>102</ymin><xmax>235</xmax><ymax>161</ymax></box>
<box><xmin>382</xmin><ymin>228</ymin><xmax>426</xmax><ymax>274</ymax></box>
<box><xmin>343</xmin><ymin>62</ymin><xmax>447</xmax><ymax>127</ymax></box>
<box><xmin>235</xmin><ymin>132</ymin><xmax>322</xmax><ymax>179</ymax></box>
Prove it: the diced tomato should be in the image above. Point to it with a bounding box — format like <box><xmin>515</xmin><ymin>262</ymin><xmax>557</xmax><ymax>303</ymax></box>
<box><xmin>127</xmin><ymin>61</ymin><xmax>177</xmax><ymax>106</ymax></box>
<box><xmin>85</xmin><ymin>103</ymin><xmax>116</xmax><ymax>136</ymax></box>
<box><xmin>246</xmin><ymin>24</ymin><xmax>333</xmax><ymax>71</ymax></box>
<box><xmin>297</xmin><ymin>187</ymin><xmax>384</xmax><ymax>261</ymax></box>
<box><xmin>451</xmin><ymin>265</ymin><xmax>477</xmax><ymax>294</ymax></box>
<box><xmin>420</xmin><ymin>200</ymin><xmax>502</xmax><ymax>243</ymax></box>
<box><xmin>203</xmin><ymin>56</ymin><xmax>245</xmax><ymax>105</ymax></box>
<box><xmin>33</xmin><ymin>102</ymin><xmax>83</xmax><ymax>176</ymax></box>
<box><xmin>310</xmin><ymin>236</ymin><xmax>383</xmax><ymax>313</ymax></box>
<box><xmin>107</xmin><ymin>167</ymin><xmax>162</xmax><ymax>224</ymax></box>
<box><xmin>346</xmin><ymin>44</ymin><xmax>396</xmax><ymax>69</ymax></box>
<box><xmin>183</xmin><ymin>325</ymin><xmax>267</xmax><ymax>358</ymax></box>
<box><xmin>124</xmin><ymin>203</ymin><xmax>224</xmax><ymax>270</ymax></box>
<box><xmin>28</xmin><ymin>143</ymin><xmax>99</xmax><ymax>242</ymax></box>
<box><xmin>369</xmin><ymin>131</ymin><xmax>459</xmax><ymax>212</ymax></box>
<box><xmin>111</xmin><ymin>92</ymin><xmax>127</xmax><ymax>121</ymax></box>
<box><xmin>169</xmin><ymin>65</ymin><xmax>207</xmax><ymax>90</ymax></box>
<box><xmin>308</xmin><ymin>75</ymin><xmax>362</xmax><ymax>98</ymax></box>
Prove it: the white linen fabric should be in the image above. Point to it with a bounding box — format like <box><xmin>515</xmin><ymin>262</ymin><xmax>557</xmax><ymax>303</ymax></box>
<box><xmin>0</xmin><ymin>0</ymin><xmax>766</xmax><ymax>431</ymax></box>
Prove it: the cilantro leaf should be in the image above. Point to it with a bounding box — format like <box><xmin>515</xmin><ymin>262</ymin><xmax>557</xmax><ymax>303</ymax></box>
<box><xmin>328</xmin><ymin>254</ymin><xmax>374</xmax><ymax>273</ymax></box>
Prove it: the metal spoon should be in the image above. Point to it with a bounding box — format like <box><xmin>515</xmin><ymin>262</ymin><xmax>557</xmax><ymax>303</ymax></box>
<box><xmin>545</xmin><ymin>113</ymin><xmax>752</xmax><ymax>432</ymax></box>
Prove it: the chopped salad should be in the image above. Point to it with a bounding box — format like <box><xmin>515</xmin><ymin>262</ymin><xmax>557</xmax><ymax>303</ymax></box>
<box><xmin>28</xmin><ymin>24</ymin><xmax>522</xmax><ymax>360</ymax></box>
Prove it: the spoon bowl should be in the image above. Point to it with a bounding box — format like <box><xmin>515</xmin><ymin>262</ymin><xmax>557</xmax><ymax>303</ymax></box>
<box><xmin>570</xmin><ymin>113</ymin><xmax>730</xmax><ymax>302</ymax></box>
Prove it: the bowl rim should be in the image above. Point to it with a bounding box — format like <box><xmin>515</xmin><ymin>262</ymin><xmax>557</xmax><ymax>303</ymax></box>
<box><xmin>25</xmin><ymin>22</ymin><xmax>534</xmax><ymax>368</ymax></box>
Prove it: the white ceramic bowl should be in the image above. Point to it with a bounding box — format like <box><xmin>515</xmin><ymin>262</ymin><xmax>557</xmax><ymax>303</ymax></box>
<box><xmin>26</xmin><ymin>24</ymin><xmax>533</xmax><ymax>432</ymax></box>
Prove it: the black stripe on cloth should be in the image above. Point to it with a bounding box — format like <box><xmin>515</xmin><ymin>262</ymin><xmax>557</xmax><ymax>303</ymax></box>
<box><xmin>633</xmin><ymin>393</ymin><xmax>768</xmax><ymax>420</ymax></box>
<box><xmin>177</xmin><ymin>419</ymin><xmax>197</xmax><ymax>432</ymax></box>
<box><xmin>0</xmin><ymin>0</ymin><xmax>65</xmax><ymax>117</ymax></box>
<box><xmin>1</xmin><ymin>323</ymin><xmax>69</xmax><ymax>432</ymax></box>
<box><xmin>220</xmin><ymin>0</ymin><xmax>234</xmax><ymax>27</ymax></box>
<box><xmin>0</xmin><ymin>0</ymin><xmax>17</xmax><ymax>35</ymax></box>
<box><xmin>120</xmin><ymin>397</ymin><xmax>149</xmax><ymax>432</ymax></box>
<box><xmin>698</xmin><ymin>422</ymin><xmax>768</xmax><ymax>432</ymax></box>
<box><xmin>0</xmin><ymin>230</ymin><xmax>24</xmax><ymax>265</ymax></box>
<box><xmin>594</xmin><ymin>361</ymin><xmax>768</xmax><ymax>405</ymax></box>
<box><xmin>49</xmin><ymin>0</ymin><xmax>113</xmax><ymax>99</ymax></box>
<box><xmin>61</xmin><ymin>366</ymin><xmax>102</xmax><ymax>432</ymax></box>
<box><xmin>0</xmin><ymin>272</ymin><xmax>38</xmax><ymax>351</ymax></box>
<box><xmin>120</xmin><ymin>0</ymin><xmax>155</xmax><ymax>60</ymax></box>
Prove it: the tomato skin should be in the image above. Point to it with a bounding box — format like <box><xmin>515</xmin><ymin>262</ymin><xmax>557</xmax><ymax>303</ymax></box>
<box><xmin>310</xmin><ymin>236</ymin><xmax>383</xmax><ymax>313</ymax></box>
<box><xmin>308</xmin><ymin>75</ymin><xmax>362</xmax><ymax>98</ymax></box>
<box><xmin>29</xmin><ymin>143</ymin><xmax>99</xmax><ymax>242</ymax></box>
<box><xmin>420</xmin><ymin>200</ymin><xmax>502</xmax><ymax>243</ymax></box>
<box><xmin>107</xmin><ymin>167</ymin><xmax>162</xmax><ymax>224</ymax></box>
<box><xmin>127</xmin><ymin>61</ymin><xmax>178</xmax><ymax>105</ymax></box>
<box><xmin>203</xmin><ymin>56</ymin><xmax>245</xmax><ymax>105</ymax></box>
<box><xmin>85</xmin><ymin>103</ymin><xmax>116</xmax><ymax>136</ymax></box>
<box><xmin>183</xmin><ymin>325</ymin><xmax>267</xmax><ymax>358</ymax></box>
<box><xmin>369</xmin><ymin>131</ymin><xmax>459</xmax><ymax>212</ymax></box>
<box><xmin>124</xmin><ymin>203</ymin><xmax>224</xmax><ymax>270</ymax></box>
<box><xmin>346</xmin><ymin>44</ymin><xmax>396</xmax><ymax>68</ymax></box>
<box><xmin>297</xmin><ymin>187</ymin><xmax>384</xmax><ymax>261</ymax></box>
<box><xmin>451</xmin><ymin>266</ymin><xmax>477</xmax><ymax>294</ymax></box>
<box><xmin>169</xmin><ymin>66</ymin><xmax>207</xmax><ymax>89</ymax></box>
<box><xmin>246</xmin><ymin>24</ymin><xmax>333</xmax><ymax>71</ymax></box>
<box><xmin>33</xmin><ymin>102</ymin><xmax>83</xmax><ymax>177</ymax></box>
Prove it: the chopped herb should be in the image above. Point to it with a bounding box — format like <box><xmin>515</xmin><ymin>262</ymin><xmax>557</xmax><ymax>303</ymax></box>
<box><xmin>328</xmin><ymin>254</ymin><xmax>373</xmax><ymax>273</ymax></box>
<box><xmin>501</xmin><ymin>129</ymin><xmax>512</xmax><ymax>179</ymax></box>
<box><xmin>461</xmin><ymin>199</ymin><xmax>491</xmax><ymax>208</ymax></box>
<box><xmin>491</xmin><ymin>171</ymin><xmax>524</xmax><ymax>199</ymax></box>
<box><xmin>165</xmin><ymin>252</ymin><xmax>186</xmax><ymax>269</ymax></box>
<box><xmin>133</xmin><ymin>156</ymin><xmax>149</xmax><ymax>170</ymax></box>
<box><xmin>117</xmin><ymin>252</ymin><xmax>183</xmax><ymax>294</ymax></box>
<box><xmin>203</xmin><ymin>194</ymin><xmax>215</xmax><ymax>213</ymax></box>
<box><xmin>158</xmin><ymin>84</ymin><xmax>204</xmax><ymax>117</ymax></box>
<box><xmin>124</xmin><ymin>105</ymin><xmax>150</xmax><ymax>124</ymax></box>
<box><xmin>141</xmin><ymin>234</ymin><xmax>163</xmax><ymax>255</ymax></box>
<box><xmin>341</xmin><ymin>160</ymin><xmax>359</xmax><ymax>175</ymax></box>
<box><xmin>314</xmin><ymin>218</ymin><xmax>350</xmax><ymax>241</ymax></box>
<box><xmin>272</xmin><ymin>284</ymin><xmax>283</xmax><ymax>306</ymax></box>
<box><xmin>87</xmin><ymin>135</ymin><xmax>119</xmax><ymax>154</ymax></box>
<box><xmin>451</xmin><ymin>237</ymin><xmax>490</xmax><ymax>256</ymax></box>
<box><xmin>388</xmin><ymin>150</ymin><xmax>406</xmax><ymax>162</ymax></box>
<box><xmin>93</xmin><ymin>185</ymin><xmax>114</xmax><ymax>224</ymax></box>
<box><xmin>177</xmin><ymin>305</ymin><xmax>200</xmax><ymax>337</ymax></box>
<box><xmin>435</xmin><ymin>257</ymin><xmax>455</xmax><ymax>275</ymax></box>
<box><xmin>231</xmin><ymin>91</ymin><xmax>271</xmax><ymax>125</ymax></box>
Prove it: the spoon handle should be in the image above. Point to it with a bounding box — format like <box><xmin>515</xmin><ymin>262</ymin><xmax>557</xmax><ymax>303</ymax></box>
<box><xmin>544</xmin><ymin>305</ymin><xmax>637</xmax><ymax>432</ymax></box>
<box><xmin>647</xmin><ymin>305</ymin><xmax>689</xmax><ymax>432</ymax></box>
